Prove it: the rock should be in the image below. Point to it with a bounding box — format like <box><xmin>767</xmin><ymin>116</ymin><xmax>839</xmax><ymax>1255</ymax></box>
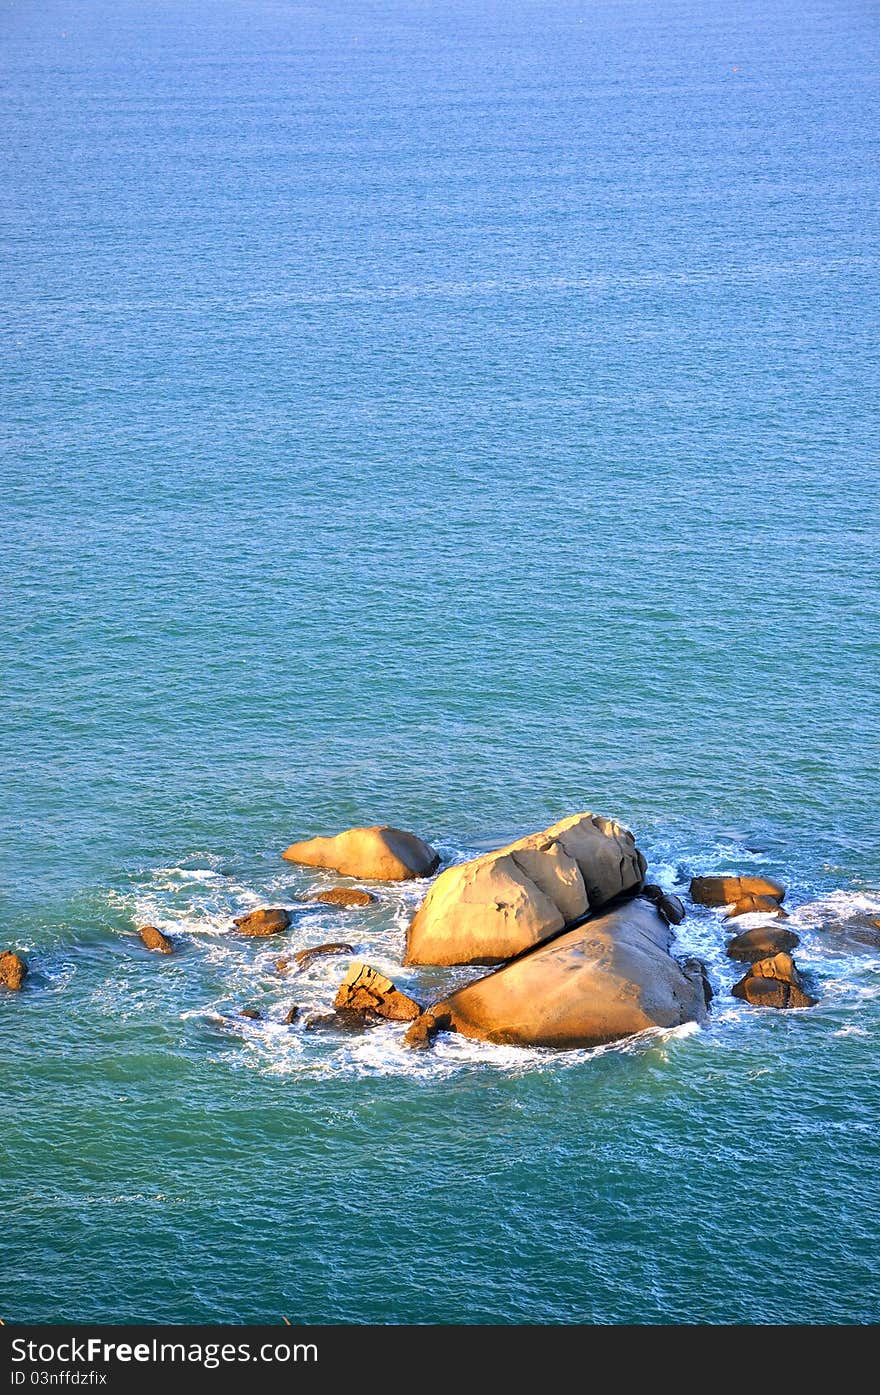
<box><xmin>406</xmin><ymin>811</ymin><xmax>646</xmax><ymax>966</ymax></box>
<box><xmin>303</xmin><ymin>1008</ymin><xmax>382</xmax><ymax>1034</ymax></box>
<box><xmin>416</xmin><ymin>900</ymin><xmax>706</xmax><ymax>1049</ymax></box>
<box><xmin>233</xmin><ymin>907</ymin><xmax>291</xmax><ymax>937</ymax></box>
<box><xmin>276</xmin><ymin>957</ymin><xmax>291</xmax><ymax>974</ymax></box>
<box><xmin>0</xmin><ymin>950</ymin><xmax>28</xmax><ymax>992</ymax></box>
<box><xmin>726</xmin><ymin>925</ymin><xmax>800</xmax><ymax>962</ymax></box>
<box><xmin>282</xmin><ymin>826</ymin><xmax>439</xmax><ymax>881</ymax></box>
<box><xmin>815</xmin><ymin>914</ymin><xmax>880</xmax><ymax>952</ymax></box>
<box><xmin>240</xmin><ymin>1007</ymin><xmax>262</xmax><ymax>1020</ymax></box>
<box><xmin>333</xmin><ymin>961</ymin><xmax>422</xmax><ymax>1021</ymax></box>
<box><xmin>641</xmin><ymin>887</ymin><xmax>686</xmax><ymax>926</ymax></box>
<box><xmin>724</xmin><ymin>894</ymin><xmax>789</xmax><ymax>920</ymax></box>
<box><xmin>311</xmin><ymin>888</ymin><xmax>376</xmax><ymax>908</ymax></box>
<box><xmin>681</xmin><ymin>956</ymin><xmax>714</xmax><ymax>1006</ymax></box>
<box><xmin>139</xmin><ymin>925</ymin><xmax>174</xmax><ymax>954</ymax></box>
<box><xmin>690</xmin><ymin>875</ymin><xmax>785</xmax><ymax>907</ymax></box>
<box><xmin>283</xmin><ymin>1005</ymin><xmax>300</xmax><ymax>1024</ymax></box>
<box><xmin>403</xmin><ymin>1006</ymin><xmax>452</xmax><ymax>1050</ymax></box>
<box><xmin>731</xmin><ymin>952</ymin><xmax>817</xmax><ymax>1009</ymax></box>
<box><xmin>293</xmin><ymin>942</ymin><xmax>355</xmax><ymax>971</ymax></box>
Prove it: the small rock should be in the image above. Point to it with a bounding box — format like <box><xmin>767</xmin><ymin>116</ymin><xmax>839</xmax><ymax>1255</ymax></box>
<box><xmin>139</xmin><ymin>924</ymin><xmax>174</xmax><ymax>954</ymax></box>
<box><xmin>724</xmin><ymin>894</ymin><xmax>789</xmax><ymax>920</ymax></box>
<box><xmin>311</xmin><ymin>888</ymin><xmax>375</xmax><ymax>908</ymax></box>
<box><xmin>403</xmin><ymin>1007</ymin><xmax>452</xmax><ymax>1050</ymax></box>
<box><xmin>0</xmin><ymin>950</ymin><xmax>28</xmax><ymax>992</ymax></box>
<box><xmin>334</xmin><ymin>961</ymin><xmax>422</xmax><ymax>1021</ymax></box>
<box><xmin>690</xmin><ymin>875</ymin><xmax>785</xmax><ymax>907</ymax></box>
<box><xmin>681</xmin><ymin>956</ymin><xmax>714</xmax><ymax>1006</ymax></box>
<box><xmin>293</xmin><ymin>942</ymin><xmax>354</xmax><ymax>971</ymax></box>
<box><xmin>642</xmin><ymin>885</ymin><xmax>686</xmax><ymax>924</ymax></box>
<box><xmin>727</xmin><ymin>925</ymin><xmax>800</xmax><ymax>962</ymax></box>
<box><xmin>233</xmin><ymin>907</ymin><xmax>291</xmax><ymax>937</ymax></box>
<box><xmin>240</xmin><ymin>1007</ymin><xmax>262</xmax><ymax>1020</ymax></box>
<box><xmin>276</xmin><ymin>957</ymin><xmax>291</xmax><ymax>974</ymax></box>
<box><xmin>732</xmin><ymin>952</ymin><xmax>817</xmax><ymax>1009</ymax></box>
<box><xmin>283</xmin><ymin>1005</ymin><xmax>300</xmax><ymax>1024</ymax></box>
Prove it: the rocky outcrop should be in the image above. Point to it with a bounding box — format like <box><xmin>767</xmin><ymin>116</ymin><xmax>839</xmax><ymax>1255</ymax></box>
<box><xmin>233</xmin><ymin>907</ymin><xmax>291</xmax><ymax>936</ymax></box>
<box><xmin>642</xmin><ymin>884</ymin><xmax>686</xmax><ymax>926</ymax></box>
<box><xmin>724</xmin><ymin>894</ymin><xmax>789</xmax><ymax>920</ymax></box>
<box><xmin>405</xmin><ymin>900</ymin><xmax>705</xmax><ymax>1049</ymax></box>
<box><xmin>731</xmin><ymin>952</ymin><xmax>816</xmax><ymax>1009</ymax></box>
<box><xmin>283</xmin><ymin>1005</ymin><xmax>300</xmax><ymax>1024</ymax></box>
<box><xmin>726</xmin><ymin>925</ymin><xmax>800</xmax><ymax>962</ymax></box>
<box><xmin>405</xmin><ymin>812</ymin><xmax>646</xmax><ymax>966</ymax></box>
<box><xmin>282</xmin><ymin>826</ymin><xmax>438</xmax><ymax>881</ymax></box>
<box><xmin>139</xmin><ymin>925</ymin><xmax>174</xmax><ymax>954</ymax></box>
<box><xmin>0</xmin><ymin>950</ymin><xmax>28</xmax><ymax>991</ymax></box>
<box><xmin>311</xmin><ymin>888</ymin><xmax>375</xmax><ymax>908</ymax></box>
<box><xmin>333</xmin><ymin>962</ymin><xmax>422</xmax><ymax>1021</ymax></box>
<box><xmin>292</xmin><ymin>942</ymin><xmax>354</xmax><ymax>971</ymax></box>
<box><xmin>690</xmin><ymin>875</ymin><xmax>785</xmax><ymax>907</ymax></box>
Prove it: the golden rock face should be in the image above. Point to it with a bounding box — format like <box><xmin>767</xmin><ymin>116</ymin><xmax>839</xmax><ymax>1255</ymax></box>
<box><xmin>282</xmin><ymin>825</ymin><xmax>439</xmax><ymax>881</ymax></box>
<box><xmin>405</xmin><ymin>812</ymin><xmax>646</xmax><ymax>967</ymax></box>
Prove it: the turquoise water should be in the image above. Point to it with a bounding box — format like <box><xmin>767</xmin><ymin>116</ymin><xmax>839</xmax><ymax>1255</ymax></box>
<box><xmin>2</xmin><ymin>0</ymin><xmax>879</xmax><ymax>1324</ymax></box>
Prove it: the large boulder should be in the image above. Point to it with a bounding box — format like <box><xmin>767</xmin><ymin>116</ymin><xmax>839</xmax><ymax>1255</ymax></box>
<box><xmin>690</xmin><ymin>874</ymin><xmax>785</xmax><ymax>906</ymax></box>
<box><xmin>0</xmin><ymin>950</ymin><xmax>28</xmax><ymax>992</ymax></box>
<box><xmin>233</xmin><ymin>907</ymin><xmax>291</xmax><ymax>937</ymax></box>
<box><xmin>405</xmin><ymin>900</ymin><xmax>706</xmax><ymax>1049</ymax></box>
<box><xmin>731</xmin><ymin>952</ymin><xmax>816</xmax><ymax>1009</ymax></box>
<box><xmin>726</xmin><ymin>925</ymin><xmax>800</xmax><ymax>962</ymax></box>
<box><xmin>333</xmin><ymin>962</ymin><xmax>422</xmax><ymax>1021</ymax></box>
<box><xmin>282</xmin><ymin>826</ymin><xmax>438</xmax><ymax>881</ymax></box>
<box><xmin>405</xmin><ymin>812</ymin><xmax>646</xmax><ymax>966</ymax></box>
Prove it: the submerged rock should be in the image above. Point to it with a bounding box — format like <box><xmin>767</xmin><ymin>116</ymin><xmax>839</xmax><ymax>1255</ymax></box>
<box><xmin>409</xmin><ymin>900</ymin><xmax>706</xmax><ymax>1050</ymax></box>
<box><xmin>690</xmin><ymin>875</ymin><xmax>785</xmax><ymax>907</ymax></box>
<box><xmin>311</xmin><ymin>888</ymin><xmax>376</xmax><ymax>908</ymax></box>
<box><xmin>240</xmin><ymin>1007</ymin><xmax>262</xmax><ymax>1020</ymax></box>
<box><xmin>293</xmin><ymin>942</ymin><xmax>354</xmax><ymax>971</ymax></box>
<box><xmin>303</xmin><ymin>1008</ymin><xmax>383</xmax><ymax>1034</ymax></box>
<box><xmin>724</xmin><ymin>894</ymin><xmax>789</xmax><ymax>920</ymax></box>
<box><xmin>139</xmin><ymin>925</ymin><xmax>174</xmax><ymax>954</ymax></box>
<box><xmin>233</xmin><ymin>907</ymin><xmax>291</xmax><ymax>937</ymax></box>
<box><xmin>333</xmin><ymin>961</ymin><xmax>422</xmax><ymax>1021</ymax></box>
<box><xmin>0</xmin><ymin>950</ymin><xmax>28</xmax><ymax>992</ymax></box>
<box><xmin>731</xmin><ymin>952</ymin><xmax>816</xmax><ymax>1009</ymax></box>
<box><xmin>406</xmin><ymin>812</ymin><xmax>646</xmax><ymax>966</ymax></box>
<box><xmin>815</xmin><ymin>914</ymin><xmax>880</xmax><ymax>952</ymax></box>
<box><xmin>282</xmin><ymin>825</ymin><xmax>439</xmax><ymax>881</ymax></box>
<box><xmin>726</xmin><ymin>925</ymin><xmax>800</xmax><ymax>962</ymax></box>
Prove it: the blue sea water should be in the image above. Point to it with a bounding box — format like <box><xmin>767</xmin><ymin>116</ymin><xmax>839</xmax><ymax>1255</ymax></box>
<box><xmin>2</xmin><ymin>0</ymin><xmax>879</xmax><ymax>1324</ymax></box>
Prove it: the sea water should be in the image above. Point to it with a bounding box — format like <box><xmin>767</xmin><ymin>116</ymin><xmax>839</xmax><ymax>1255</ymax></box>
<box><xmin>1</xmin><ymin>0</ymin><xmax>879</xmax><ymax>1323</ymax></box>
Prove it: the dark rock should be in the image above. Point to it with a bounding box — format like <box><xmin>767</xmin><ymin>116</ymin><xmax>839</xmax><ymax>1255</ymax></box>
<box><xmin>0</xmin><ymin>950</ymin><xmax>28</xmax><ymax>992</ymax></box>
<box><xmin>727</xmin><ymin>925</ymin><xmax>800</xmax><ymax>962</ymax></box>
<box><xmin>233</xmin><ymin>907</ymin><xmax>291</xmax><ymax>937</ymax></box>
<box><xmin>816</xmin><ymin>915</ymin><xmax>880</xmax><ymax>952</ymax></box>
<box><xmin>311</xmin><ymin>888</ymin><xmax>376</xmax><ymax>908</ymax></box>
<box><xmin>690</xmin><ymin>875</ymin><xmax>785</xmax><ymax>907</ymax></box>
<box><xmin>333</xmin><ymin>962</ymin><xmax>422</xmax><ymax>1021</ymax></box>
<box><xmin>724</xmin><ymin>894</ymin><xmax>789</xmax><ymax>920</ymax></box>
<box><xmin>303</xmin><ymin>1008</ymin><xmax>383</xmax><ymax>1034</ymax></box>
<box><xmin>139</xmin><ymin>924</ymin><xmax>174</xmax><ymax>954</ymax></box>
<box><xmin>293</xmin><ymin>942</ymin><xmax>355</xmax><ymax>971</ymax></box>
<box><xmin>240</xmin><ymin>1007</ymin><xmax>262</xmax><ymax>1020</ymax></box>
<box><xmin>642</xmin><ymin>884</ymin><xmax>686</xmax><ymax>924</ymax></box>
<box><xmin>681</xmin><ymin>956</ymin><xmax>714</xmax><ymax>1006</ymax></box>
<box><xmin>283</xmin><ymin>1005</ymin><xmax>300</xmax><ymax>1024</ymax></box>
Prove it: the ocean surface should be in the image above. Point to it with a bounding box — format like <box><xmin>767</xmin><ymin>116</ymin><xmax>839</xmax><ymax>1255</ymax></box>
<box><xmin>2</xmin><ymin>0</ymin><xmax>879</xmax><ymax>1325</ymax></box>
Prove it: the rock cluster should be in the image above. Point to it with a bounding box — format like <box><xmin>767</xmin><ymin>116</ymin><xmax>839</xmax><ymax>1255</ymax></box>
<box><xmin>689</xmin><ymin>872</ymin><xmax>815</xmax><ymax>1012</ymax></box>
